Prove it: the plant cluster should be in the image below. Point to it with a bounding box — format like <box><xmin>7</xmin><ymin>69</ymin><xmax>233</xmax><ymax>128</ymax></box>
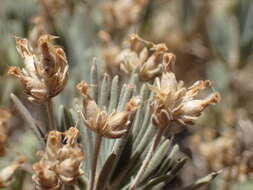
<box><xmin>0</xmin><ymin>33</ymin><xmax>220</xmax><ymax>190</ymax></box>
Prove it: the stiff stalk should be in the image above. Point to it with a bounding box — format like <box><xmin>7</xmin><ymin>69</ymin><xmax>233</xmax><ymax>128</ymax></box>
<box><xmin>89</xmin><ymin>134</ymin><xmax>103</xmax><ymax>190</ymax></box>
<box><xmin>46</xmin><ymin>98</ymin><xmax>55</xmax><ymax>131</ymax></box>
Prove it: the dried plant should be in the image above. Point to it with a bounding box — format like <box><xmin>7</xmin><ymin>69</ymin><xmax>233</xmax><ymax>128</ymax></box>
<box><xmin>1</xmin><ymin>33</ymin><xmax>222</xmax><ymax>190</ymax></box>
<box><xmin>192</xmin><ymin>111</ymin><xmax>253</xmax><ymax>190</ymax></box>
<box><xmin>33</xmin><ymin>127</ymin><xmax>84</xmax><ymax>189</ymax></box>
<box><xmin>1</xmin><ymin>0</ymin><xmax>253</xmax><ymax>190</ymax></box>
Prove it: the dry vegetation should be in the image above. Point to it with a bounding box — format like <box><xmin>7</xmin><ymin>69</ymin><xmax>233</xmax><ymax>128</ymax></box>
<box><xmin>0</xmin><ymin>0</ymin><xmax>253</xmax><ymax>190</ymax></box>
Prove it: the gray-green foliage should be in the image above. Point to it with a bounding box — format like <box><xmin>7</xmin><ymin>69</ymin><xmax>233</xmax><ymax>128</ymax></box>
<box><xmin>51</xmin><ymin>64</ymin><xmax>219</xmax><ymax>190</ymax></box>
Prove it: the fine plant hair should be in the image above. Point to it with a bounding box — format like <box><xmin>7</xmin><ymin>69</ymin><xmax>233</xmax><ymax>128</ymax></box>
<box><xmin>5</xmin><ymin>34</ymin><xmax>221</xmax><ymax>190</ymax></box>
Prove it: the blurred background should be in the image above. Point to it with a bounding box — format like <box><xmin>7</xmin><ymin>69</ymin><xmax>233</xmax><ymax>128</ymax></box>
<box><xmin>0</xmin><ymin>0</ymin><xmax>253</xmax><ymax>189</ymax></box>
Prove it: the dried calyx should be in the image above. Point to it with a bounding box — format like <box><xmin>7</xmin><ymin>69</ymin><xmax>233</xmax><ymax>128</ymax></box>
<box><xmin>8</xmin><ymin>34</ymin><xmax>68</xmax><ymax>104</ymax></box>
<box><xmin>33</xmin><ymin>127</ymin><xmax>84</xmax><ymax>189</ymax></box>
<box><xmin>77</xmin><ymin>81</ymin><xmax>140</xmax><ymax>138</ymax></box>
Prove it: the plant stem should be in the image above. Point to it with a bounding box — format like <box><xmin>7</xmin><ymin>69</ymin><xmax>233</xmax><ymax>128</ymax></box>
<box><xmin>46</xmin><ymin>98</ymin><xmax>55</xmax><ymax>131</ymax></box>
<box><xmin>128</xmin><ymin>127</ymin><xmax>165</xmax><ymax>190</ymax></box>
<box><xmin>89</xmin><ymin>134</ymin><xmax>102</xmax><ymax>190</ymax></box>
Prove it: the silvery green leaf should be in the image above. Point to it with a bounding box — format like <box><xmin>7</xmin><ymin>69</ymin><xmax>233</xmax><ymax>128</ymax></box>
<box><xmin>11</xmin><ymin>93</ymin><xmax>45</xmax><ymax>146</ymax></box>
<box><xmin>95</xmin><ymin>153</ymin><xmax>117</xmax><ymax>190</ymax></box>
<box><xmin>178</xmin><ymin>170</ymin><xmax>222</xmax><ymax>190</ymax></box>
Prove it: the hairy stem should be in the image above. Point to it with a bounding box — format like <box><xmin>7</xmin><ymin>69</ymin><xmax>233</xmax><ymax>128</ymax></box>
<box><xmin>89</xmin><ymin>135</ymin><xmax>102</xmax><ymax>190</ymax></box>
<box><xmin>128</xmin><ymin>127</ymin><xmax>165</xmax><ymax>190</ymax></box>
<box><xmin>46</xmin><ymin>98</ymin><xmax>55</xmax><ymax>131</ymax></box>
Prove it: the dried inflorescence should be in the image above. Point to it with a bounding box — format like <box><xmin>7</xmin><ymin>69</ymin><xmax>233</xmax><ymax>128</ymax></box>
<box><xmin>0</xmin><ymin>109</ymin><xmax>11</xmax><ymax>156</ymax></box>
<box><xmin>100</xmin><ymin>32</ymin><xmax>168</xmax><ymax>82</ymax></box>
<box><xmin>33</xmin><ymin>127</ymin><xmax>84</xmax><ymax>189</ymax></box>
<box><xmin>0</xmin><ymin>156</ymin><xmax>26</xmax><ymax>188</ymax></box>
<box><xmin>77</xmin><ymin>81</ymin><xmax>140</xmax><ymax>138</ymax></box>
<box><xmin>149</xmin><ymin>53</ymin><xmax>220</xmax><ymax>132</ymax></box>
<box><xmin>8</xmin><ymin>34</ymin><xmax>68</xmax><ymax>104</ymax></box>
<box><xmin>101</xmin><ymin>0</ymin><xmax>149</xmax><ymax>31</ymax></box>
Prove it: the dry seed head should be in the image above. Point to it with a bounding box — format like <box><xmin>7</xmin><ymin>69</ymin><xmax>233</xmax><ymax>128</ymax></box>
<box><xmin>149</xmin><ymin>55</ymin><xmax>220</xmax><ymax>130</ymax></box>
<box><xmin>101</xmin><ymin>33</ymin><xmax>169</xmax><ymax>82</ymax></box>
<box><xmin>56</xmin><ymin>127</ymin><xmax>84</xmax><ymax>184</ymax></box>
<box><xmin>0</xmin><ymin>156</ymin><xmax>26</xmax><ymax>188</ymax></box>
<box><xmin>33</xmin><ymin>128</ymin><xmax>84</xmax><ymax>188</ymax></box>
<box><xmin>8</xmin><ymin>34</ymin><xmax>68</xmax><ymax>104</ymax></box>
<box><xmin>78</xmin><ymin>82</ymin><xmax>140</xmax><ymax>138</ymax></box>
<box><xmin>33</xmin><ymin>161</ymin><xmax>60</xmax><ymax>190</ymax></box>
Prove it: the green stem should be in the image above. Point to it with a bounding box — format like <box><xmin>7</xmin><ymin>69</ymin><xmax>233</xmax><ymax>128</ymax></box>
<box><xmin>46</xmin><ymin>98</ymin><xmax>55</xmax><ymax>131</ymax></box>
<box><xmin>89</xmin><ymin>135</ymin><xmax>102</xmax><ymax>190</ymax></box>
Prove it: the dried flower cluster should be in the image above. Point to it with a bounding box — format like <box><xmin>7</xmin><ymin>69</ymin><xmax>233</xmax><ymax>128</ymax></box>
<box><xmin>77</xmin><ymin>81</ymin><xmax>140</xmax><ymax>138</ymax></box>
<box><xmin>0</xmin><ymin>156</ymin><xmax>26</xmax><ymax>188</ymax></box>
<box><xmin>193</xmin><ymin>118</ymin><xmax>253</xmax><ymax>190</ymax></box>
<box><xmin>101</xmin><ymin>0</ymin><xmax>149</xmax><ymax>31</ymax></box>
<box><xmin>149</xmin><ymin>53</ymin><xmax>220</xmax><ymax>131</ymax></box>
<box><xmin>8</xmin><ymin>34</ymin><xmax>68</xmax><ymax>104</ymax></box>
<box><xmin>33</xmin><ymin>127</ymin><xmax>84</xmax><ymax>189</ymax></box>
<box><xmin>100</xmin><ymin>32</ymin><xmax>168</xmax><ymax>81</ymax></box>
<box><xmin>0</xmin><ymin>109</ymin><xmax>11</xmax><ymax>156</ymax></box>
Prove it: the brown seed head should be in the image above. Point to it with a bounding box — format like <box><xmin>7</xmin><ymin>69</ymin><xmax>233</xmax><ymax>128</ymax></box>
<box><xmin>33</xmin><ymin>128</ymin><xmax>84</xmax><ymax>188</ymax></box>
<box><xmin>8</xmin><ymin>34</ymin><xmax>68</xmax><ymax>104</ymax></box>
<box><xmin>149</xmin><ymin>60</ymin><xmax>220</xmax><ymax>130</ymax></box>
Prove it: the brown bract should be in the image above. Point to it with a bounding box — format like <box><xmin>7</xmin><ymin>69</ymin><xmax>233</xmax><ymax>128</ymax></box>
<box><xmin>8</xmin><ymin>34</ymin><xmax>68</xmax><ymax>104</ymax></box>
<box><xmin>149</xmin><ymin>53</ymin><xmax>220</xmax><ymax>131</ymax></box>
<box><xmin>33</xmin><ymin>128</ymin><xmax>84</xmax><ymax>189</ymax></box>
<box><xmin>77</xmin><ymin>81</ymin><xmax>140</xmax><ymax>138</ymax></box>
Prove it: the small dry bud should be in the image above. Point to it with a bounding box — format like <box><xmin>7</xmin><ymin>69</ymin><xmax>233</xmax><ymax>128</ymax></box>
<box><xmin>125</xmin><ymin>96</ymin><xmax>141</xmax><ymax>112</ymax></box>
<box><xmin>0</xmin><ymin>156</ymin><xmax>26</xmax><ymax>188</ymax></box>
<box><xmin>76</xmin><ymin>81</ymin><xmax>90</xmax><ymax>98</ymax></box>
<box><xmin>163</xmin><ymin>53</ymin><xmax>176</xmax><ymax>72</ymax></box>
<box><xmin>78</xmin><ymin>82</ymin><xmax>140</xmax><ymax>138</ymax></box>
